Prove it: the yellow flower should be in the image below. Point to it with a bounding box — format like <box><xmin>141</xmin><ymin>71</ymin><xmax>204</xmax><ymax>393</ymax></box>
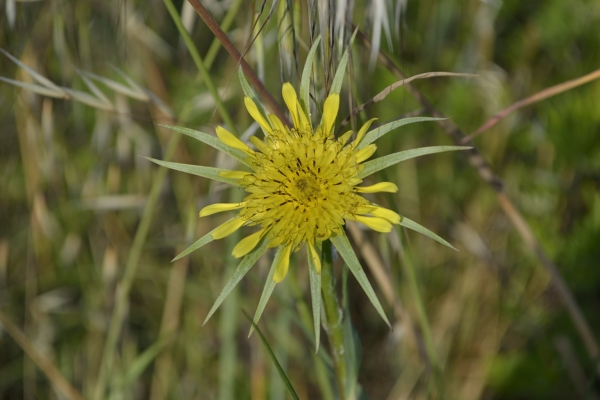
<box><xmin>204</xmin><ymin>83</ymin><xmax>400</xmax><ymax>283</ymax></box>
<box><xmin>149</xmin><ymin>46</ymin><xmax>467</xmax><ymax>338</ymax></box>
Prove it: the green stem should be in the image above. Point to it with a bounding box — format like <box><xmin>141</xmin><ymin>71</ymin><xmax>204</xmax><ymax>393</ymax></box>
<box><xmin>320</xmin><ymin>240</ymin><xmax>347</xmax><ymax>399</ymax></box>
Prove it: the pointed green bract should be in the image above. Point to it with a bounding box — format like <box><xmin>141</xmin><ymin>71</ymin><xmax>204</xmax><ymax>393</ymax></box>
<box><xmin>172</xmin><ymin>220</ymin><xmax>233</xmax><ymax>262</ymax></box>
<box><xmin>248</xmin><ymin>246</ymin><xmax>283</xmax><ymax>337</ymax></box>
<box><xmin>329</xmin><ymin>28</ymin><xmax>358</xmax><ymax>95</ymax></box>
<box><xmin>157</xmin><ymin>124</ymin><xmax>250</xmax><ymax>166</ymax></box>
<box><xmin>300</xmin><ymin>36</ymin><xmax>321</xmax><ymax>118</ymax></box>
<box><xmin>144</xmin><ymin>157</ymin><xmax>243</xmax><ymax>186</ymax></box>
<box><xmin>356</xmin><ymin>117</ymin><xmax>446</xmax><ymax>150</ymax></box>
<box><xmin>358</xmin><ymin>146</ymin><xmax>470</xmax><ymax>178</ymax></box>
<box><xmin>203</xmin><ymin>238</ymin><xmax>269</xmax><ymax>325</ymax></box>
<box><xmin>330</xmin><ymin>234</ymin><xmax>391</xmax><ymax>327</ymax></box>
<box><xmin>306</xmin><ymin>243</ymin><xmax>322</xmax><ymax>354</ymax></box>
<box><xmin>400</xmin><ymin>216</ymin><xmax>457</xmax><ymax>251</ymax></box>
<box><xmin>242</xmin><ymin>311</ymin><xmax>300</xmax><ymax>400</ymax></box>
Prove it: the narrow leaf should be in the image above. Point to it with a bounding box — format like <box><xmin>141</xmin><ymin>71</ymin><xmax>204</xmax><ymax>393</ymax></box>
<box><xmin>359</xmin><ymin>146</ymin><xmax>470</xmax><ymax>178</ymax></box>
<box><xmin>63</xmin><ymin>88</ymin><xmax>114</xmax><ymax>111</ymax></box>
<box><xmin>172</xmin><ymin>220</ymin><xmax>233</xmax><ymax>262</ymax></box>
<box><xmin>157</xmin><ymin>124</ymin><xmax>250</xmax><ymax>166</ymax></box>
<box><xmin>306</xmin><ymin>242</ymin><xmax>322</xmax><ymax>353</ymax></box>
<box><xmin>242</xmin><ymin>311</ymin><xmax>300</xmax><ymax>400</ymax></box>
<box><xmin>400</xmin><ymin>216</ymin><xmax>457</xmax><ymax>251</ymax></box>
<box><xmin>300</xmin><ymin>35</ymin><xmax>321</xmax><ymax>116</ymax></box>
<box><xmin>357</xmin><ymin>117</ymin><xmax>447</xmax><ymax>150</ymax></box>
<box><xmin>143</xmin><ymin>157</ymin><xmax>242</xmax><ymax>186</ymax></box>
<box><xmin>83</xmin><ymin>70</ymin><xmax>150</xmax><ymax>102</ymax></box>
<box><xmin>0</xmin><ymin>77</ymin><xmax>65</xmax><ymax>98</ymax></box>
<box><xmin>0</xmin><ymin>47</ymin><xmax>65</xmax><ymax>95</ymax></box>
<box><xmin>78</xmin><ymin>73</ymin><xmax>113</xmax><ymax>109</ymax></box>
<box><xmin>248</xmin><ymin>246</ymin><xmax>284</xmax><ymax>337</ymax></box>
<box><xmin>330</xmin><ymin>234</ymin><xmax>391</xmax><ymax>327</ymax></box>
<box><xmin>203</xmin><ymin>238</ymin><xmax>269</xmax><ymax>324</ymax></box>
<box><xmin>329</xmin><ymin>28</ymin><xmax>358</xmax><ymax>95</ymax></box>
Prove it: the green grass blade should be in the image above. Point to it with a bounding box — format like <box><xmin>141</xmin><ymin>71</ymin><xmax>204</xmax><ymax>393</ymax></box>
<box><xmin>300</xmin><ymin>35</ymin><xmax>321</xmax><ymax>116</ymax></box>
<box><xmin>242</xmin><ymin>311</ymin><xmax>300</xmax><ymax>400</ymax></box>
<box><xmin>306</xmin><ymin>243</ymin><xmax>322</xmax><ymax>354</ymax></box>
<box><xmin>400</xmin><ymin>216</ymin><xmax>457</xmax><ymax>251</ymax></box>
<box><xmin>157</xmin><ymin>124</ymin><xmax>250</xmax><ymax>166</ymax></box>
<box><xmin>357</xmin><ymin>117</ymin><xmax>447</xmax><ymax>150</ymax></box>
<box><xmin>117</xmin><ymin>334</ymin><xmax>173</xmax><ymax>389</ymax></box>
<box><xmin>171</xmin><ymin>220</ymin><xmax>232</xmax><ymax>262</ymax></box>
<box><xmin>248</xmin><ymin>246</ymin><xmax>283</xmax><ymax>337</ymax></box>
<box><xmin>358</xmin><ymin>146</ymin><xmax>470</xmax><ymax>178</ymax></box>
<box><xmin>143</xmin><ymin>157</ymin><xmax>242</xmax><ymax>187</ymax></box>
<box><xmin>329</xmin><ymin>29</ymin><xmax>358</xmax><ymax>95</ymax></box>
<box><xmin>0</xmin><ymin>76</ymin><xmax>64</xmax><ymax>98</ymax></box>
<box><xmin>341</xmin><ymin>266</ymin><xmax>361</xmax><ymax>398</ymax></box>
<box><xmin>330</xmin><ymin>234</ymin><xmax>390</xmax><ymax>327</ymax></box>
<box><xmin>203</xmin><ymin>238</ymin><xmax>269</xmax><ymax>325</ymax></box>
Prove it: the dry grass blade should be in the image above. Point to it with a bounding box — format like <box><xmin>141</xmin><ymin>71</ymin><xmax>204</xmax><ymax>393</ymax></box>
<box><xmin>0</xmin><ymin>311</ymin><xmax>84</xmax><ymax>400</ymax></box>
<box><xmin>340</xmin><ymin>72</ymin><xmax>477</xmax><ymax>128</ymax></box>
<box><xmin>463</xmin><ymin>68</ymin><xmax>600</xmax><ymax>143</ymax></box>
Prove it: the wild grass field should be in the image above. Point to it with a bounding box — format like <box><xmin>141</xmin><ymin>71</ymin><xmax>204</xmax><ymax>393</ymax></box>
<box><xmin>1</xmin><ymin>0</ymin><xmax>600</xmax><ymax>399</ymax></box>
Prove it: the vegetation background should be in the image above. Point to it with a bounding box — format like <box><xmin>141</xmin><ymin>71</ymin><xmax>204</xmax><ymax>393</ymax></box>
<box><xmin>1</xmin><ymin>0</ymin><xmax>599</xmax><ymax>399</ymax></box>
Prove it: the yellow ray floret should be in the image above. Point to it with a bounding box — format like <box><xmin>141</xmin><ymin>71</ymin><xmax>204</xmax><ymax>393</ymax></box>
<box><xmin>371</xmin><ymin>207</ymin><xmax>402</xmax><ymax>224</ymax></box>
<box><xmin>244</xmin><ymin>97</ymin><xmax>272</xmax><ymax>134</ymax></box>
<box><xmin>355</xmin><ymin>182</ymin><xmax>398</xmax><ymax>193</ymax></box>
<box><xmin>274</xmin><ymin>244</ymin><xmax>293</xmax><ymax>282</ymax></box>
<box><xmin>216</xmin><ymin>126</ymin><xmax>254</xmax><ymax>155</ymax></box>
<box><xmin>200</xmin><ymin>202</ymin><xmax>246</xmax><ymax>217</ymax></box>
<box><xmin>212</xmin><ymin>217</ymin><xmax>245</xmax><ymax>240</ymax></box>
<box><xmin>232</xmin><ymin>227</ymin><xmax>267</xmax><ymax>258</ymax></box>
<box><xmin>354</xmin><ymin>215</ymin><xmax>393</xmax><ymax>232</ymax></box>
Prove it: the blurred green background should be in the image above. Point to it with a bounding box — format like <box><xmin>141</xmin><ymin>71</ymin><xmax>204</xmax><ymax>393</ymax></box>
<box><xmin>1</xmin><ymin>0</ymin><xmax>599</xmax><ymax>399</ymax></box>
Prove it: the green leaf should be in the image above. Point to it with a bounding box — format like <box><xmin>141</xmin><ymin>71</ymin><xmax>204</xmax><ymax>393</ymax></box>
<box><xmin>157</xmin><ymin>124</ymin><xmax>250</xmax><ymax>166</ymax></box>
<box><xmin>306</xmin><ymin>242</ymin><xmax>322</xmax><ymax>354</ymax></box>
<box><xmin>143</xmin><ymin>157</ymin><xmax>243</xmax><ymax>186</ymax></box>
<box><xmin>330</xmin><ymin>234</ymin><xmax>391</xmax><ymax>327</ymax></box>
<box><xmin>300</xmin><ymin>36</ymin><xmax>321</xmax><ymax>117</ymax></box>
<box><xmin>172</xmin><ymin>220</ymin><xmax>234</xmax><ymax>262</ymax></box>
<box><xmin>358</xmin><ymin>146</ymin><xmax>470</xmax><ymax>178</ymax></box>
<box><xmin>400</xmin><ymin>216</ymin><xmax>457</xmax><ymax>251</ymax></box>
<box><xmin>248</xmin><ymin>246</ymin><xmax>283</xmax><ymax>337</ymax></box>
<box><xmin>117</xmin><ymin>334</ymin><xmax>173</xmax><ymax>388</ymax></box>
<box><xmin>242</xmin><ymin>311</ymin><xmax>300</xmax><ymax>400</ymax></box>
<box><xmin>329</xmin><ymin>28</ymin><xmax>358</xmax><ymax>95</ymax></box>
<box><xmin>203</xmin><ymin>237</ymin><xmax>269</xmax><ymax>325</ymax></box>
<box><xmin>341</xmin><ymin>266</ymin><xmax>361</xmax><ymax>398</ymax></box>
<box><xmin>357</xmin><ymin>117</ymin><xmax>447</xmax><ymax>150</ymax></box>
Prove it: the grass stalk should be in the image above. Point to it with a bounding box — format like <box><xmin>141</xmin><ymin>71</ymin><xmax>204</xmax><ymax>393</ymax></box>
<box><xmin>320</xmin><ymin>240</ymin><xmax>347</xmax><ymax>399</ymax></box>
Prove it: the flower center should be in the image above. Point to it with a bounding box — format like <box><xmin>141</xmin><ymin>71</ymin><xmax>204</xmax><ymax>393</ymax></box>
<box><xmin>292</xmin><ymin>175</ymin><xmax>320</xmax><ymax>203</ymax></box>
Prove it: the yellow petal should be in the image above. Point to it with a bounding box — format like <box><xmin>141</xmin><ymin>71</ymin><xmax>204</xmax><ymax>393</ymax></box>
<box><xmin>273</xmin><ymin>244</ymin><xmax>293</xmax><ymax>283</ymax></box>
<box><xmin>212</xmin><ymin>217</ymin><xmax>246</xmax><ymax>240</ymax></box>
<box><xmin>244</xmin><ymin>97</ymin><xmax>272</xmax><ymax>134</ymax></box>
<box><xmin>216</xmin><ymin>126</ymin><xmax>254</xmax><ymax>155</ymax></box>
<box><xmin>307</xmin><ymin>241</ymin><xmax>321</xmax><ymax>274</ymax></box>
<box><xmin>218</xmin><ymin>170</ymin><xmax>251</xmax><ymax>180</ymax></box>
<box><xmin>354</xmin><ymin>215</ymin><xmax>393</xmax><ymax>233</ymax></box>
<box><xmin>282</xmin><ymin>83</ymin><xmax>301</xmax><ymax>129</ymax></box>
<box><xmin>353</xmin><ymin>118</ymin><xmax>377</xmax><ymax>148</ymax></box>
<box><xmin>268</xmin><ymin>114</ymin><xmax>286</xmax><ymax>133</ymax></box>
<box><xmin>249</xmin><ymin>136</ymin><xmax>270</xmax><ymax>154</ymax></box>
<box><xmin>371</xmin><ymin>207</ymin><xmax>401</xmax><ymax>224</ymax></box>
<box><xmin>338</xmin><ymin>130</ymin><xmax>353</xmax><ymax>145</ymax></box>
<box><xmin>321</xmin><ymin>94</ymin><xmax>339</xmax><ymax>136</ymax></box>
<box><xmin>355</xmin><ymin>182</ymin><xmax>398</xmax><ymax>193</ymax></box>
<box><xmin>199</xmin><ymin>202</ymin><xmax>245</xmax><ymax>217</ymax></box>
<box><xmin>355</xmin><ymin>143</ymin><xmax>377</xmax><ymax>163</ymax></box>
<box><xmin>232</xmin><ymin>227</ymin><xmax>267</xmax><ymax>258</ymax></box>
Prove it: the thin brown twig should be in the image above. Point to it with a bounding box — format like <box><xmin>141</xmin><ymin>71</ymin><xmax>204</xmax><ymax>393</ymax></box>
<box><xmin>353</xmin><ymin>26</ymin><xmax>600</xmax><ymax>375</ymax></box>
<box><xmin>0</xmin><ymin>311</ymin><xmax>84</xmax><ymax>400</ymax></box>
<box><xmin>462</xmin><ymin>68</ymin><xmax>600</xmax><ymax>143</ymax></box>
<box><xmin>187</xmin><ymin>0</ymin><xmax>291</xmax><ymax>127</ymax></box>
<box><xmin>339</xmin><ymin>72</ymin><xmax>477</xmax><ymax>130</ymax></box>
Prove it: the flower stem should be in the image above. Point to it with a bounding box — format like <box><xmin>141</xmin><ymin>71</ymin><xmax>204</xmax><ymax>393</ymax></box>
<box><xmin>320</xmin><ymin>240</ymin><xmax>347</xmax><ymax>399</ymax></box>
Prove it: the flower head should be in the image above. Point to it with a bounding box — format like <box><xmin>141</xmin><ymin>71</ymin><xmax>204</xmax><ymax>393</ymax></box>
<box><xmin>205</xmin><ymin>83</ymin><xmax>400</xmax><ymax>282</ymax></box>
